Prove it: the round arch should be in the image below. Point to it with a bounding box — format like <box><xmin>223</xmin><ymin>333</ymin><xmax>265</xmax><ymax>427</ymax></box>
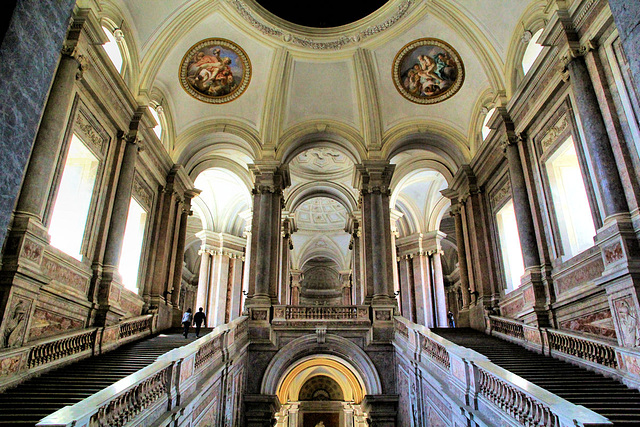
<box><xmin>261</xmin><ymin>333</ymin><xmax>383</xmax><ymax>399</ymax></box>
<box><xmin>277</xmin><ymin>121</ymin><xmax>366</xmax><ymax>166</ymax></box>
<box><xmin>286</xmin><ymin>182</ymin><xmax>358</xmax><ymax>215</ymax></box>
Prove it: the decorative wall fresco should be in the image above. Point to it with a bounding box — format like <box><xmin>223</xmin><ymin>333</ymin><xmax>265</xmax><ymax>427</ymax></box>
<box><xmin>392</xmin><ymin>38</ymin><xmax>464</xmax><ymax>104</ymax></box>
<box><xmin>179</xmin><ymin>38</ymin><xmax>251</xmax><ymax>104</ymax></box>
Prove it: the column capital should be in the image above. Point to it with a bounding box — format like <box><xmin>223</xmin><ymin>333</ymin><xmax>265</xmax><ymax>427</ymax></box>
<box><xmin>249</xmin><ymin>161</ymin><xmax>290</xmax><ymax>194</ymax></box>
<box><xmin>353</xmin><ymin>161</ymin><xmax>395</xmax><ymax>194</ymax></box>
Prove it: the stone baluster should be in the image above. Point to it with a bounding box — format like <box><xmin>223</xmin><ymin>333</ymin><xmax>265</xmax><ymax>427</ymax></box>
<box><xmin>246</xmin><ymin>162</ymin><xmax>289</xmax><ymax>310</ymax></box>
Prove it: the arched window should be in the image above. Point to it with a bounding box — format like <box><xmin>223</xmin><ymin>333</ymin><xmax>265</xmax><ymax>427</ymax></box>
<box><xmin>496</xmin><ymin>199</ymin><xmax>525</xmax><ymax>291</ymax></box>
<box><xmin>481</xmin><ymin>107</ymin><xmax>496</xmax><ymax>141</ymax></box>
<box><xmin>522</xmin><ymin>28</ymin><xmax>545</xmax><ymax>75</ymax></box>
<box><xmin>102</xmin><ymin>26</ymin><xmax>123</xmax><ymax>73</ymax></box>
<box><xmin>148</xmin><ymin>106</ymin><xmax>163</xmax><ymax>139</ymax></box>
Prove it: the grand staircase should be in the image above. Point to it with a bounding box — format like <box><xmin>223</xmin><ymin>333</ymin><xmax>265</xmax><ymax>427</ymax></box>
<box><xmin>0</xmin><ymin>329</ymin><xmax>210</xmax><ymax>426</ymax></box>
<box><xmin>432</xmin><ymin>328</ymin><xmax>640</xmax><ymax>425</ymax></box>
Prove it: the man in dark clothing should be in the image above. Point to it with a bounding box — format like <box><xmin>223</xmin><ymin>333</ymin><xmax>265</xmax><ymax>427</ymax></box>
<box><xmin>194</xmin><ymin>307</ymin><xmax>206</xmax><ymax>338</ymax></box>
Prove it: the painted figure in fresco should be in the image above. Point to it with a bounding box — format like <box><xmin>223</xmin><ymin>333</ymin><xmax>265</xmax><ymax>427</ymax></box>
<box><xmin>400</xmin><ymin>46</ymin><xmax>459</xmax><ymax>99</ymax></box>
<box><xmin>187</xmin><ymin>48</ymin><xmax>237</xmax><ymax>97</ymax></box>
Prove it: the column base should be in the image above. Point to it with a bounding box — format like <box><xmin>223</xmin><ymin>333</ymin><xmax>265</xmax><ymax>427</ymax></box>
<box><xmin>244</xmin><ymin>394</ymin><xmax>280</xmax><ymax>427</ymax></box>
<box><xmin>362</xmin><ymin>394</ymin><xmax>398</xmax><ymax>427</ymax></box>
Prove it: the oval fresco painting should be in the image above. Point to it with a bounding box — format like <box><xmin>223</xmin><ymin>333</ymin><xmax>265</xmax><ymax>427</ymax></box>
<box><xmin>392</xmin><ymin>38</ymin><xmax>464</xmax><ymax>104</ymax></box>
<box><xmin>179</xmin><ymin>38</ymin><xmax>251</xmax><ymax>104</ymax></box>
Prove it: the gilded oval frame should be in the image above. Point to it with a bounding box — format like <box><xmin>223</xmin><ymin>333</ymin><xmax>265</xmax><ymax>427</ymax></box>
<box><xmin>392</xmin><ymin>38</ymin><xmax>465</xmax><ymax>104</ymax></box>
<box><xmin>179</xmin><ymin>38</ymin><xmax>251</xmax><ymax>104</ymax></box>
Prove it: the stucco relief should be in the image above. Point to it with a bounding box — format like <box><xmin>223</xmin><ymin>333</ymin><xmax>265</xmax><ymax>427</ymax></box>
<box><xmin>603</xmin><ymin>242</ymin><xmax>624</xmax><ymax>265</ymax></box>
<box><xmin>28</xmin><ymin>308</ymin><xmax>83</xmax><ymax>341</ymax></box>
<box><xmin>2</xmin><ymin>296</ymin><xmax>31</xmax><ymax>348</ymax></box>
<box><xmin>22</xmin><ymin>239</ymin><xmax>43</xmax><ymax>263</ymax></box>
<box><xmin>614</xmin><ymin>296</ymin><xmax>640</xmax><ymax>347</ymax></box>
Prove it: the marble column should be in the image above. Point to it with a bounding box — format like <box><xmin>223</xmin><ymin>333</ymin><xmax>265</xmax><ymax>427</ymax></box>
<box><xmin>150</xmin><ymin>168</ymin><xmax>179</xmax><ymax>305</ymax></box>
<box><xmin>349</xmin><ymin>215</ymin><xmax>363</xmax><ymax>305</ymax></box>
<box><xmin>246</xmin><ymin>162</ymin><xmax>289</xmax><ymax>309</ymax></box>
<box><xmin>195</xmin><ymin>247</ymin><xmax>212</xmax><ymax>317</ymax></box>
<box><xmin>397</xmin><ymin>256</ymin><xmax>414</xmax><ymax>322</ymax></box>
<box><xmin>450</xmin><ymin>202</ymin><xmax>471</xmax><ymax>326</ymax></box>
<box><xmin>14</xmin><ymin>53</ymin><xmax>82</xmax><ymax>224</ymax></box>
<box><xmin>96</xmin><ymin>110</ymin><xmax>144</xmax><ymax>326</ymax></box>
<box><xmin>239</xmin><ymin>209</ymin><xmax>252</xmax><ymax>312</ymax></box>
<box><xmin>170</xmin><ymin>190</ymin><xmax>200</xmax><ymax>309</ymax></box>
<box><xmin>290</xmin><ymin>271</ymin><xmax>302</xmax><ymax>305</ymax></box>
<box><xmin>397</xmin><ymin>233</ymin><xmax>432</xmax><ymax>326</ymax></box>
<box><xmin>502</xmin><ymin>134</ymin><xmax>541</xmax><ymax>269</ymax></box>
<box><xmin>279</xmin><ymin>216</ymin><xmax>293</xmax><ymax>305</ymax></box>
<box><xmin>340</xmin><ymin>271</ymin><xmax>352</xmax><ymax>305</ymax></box>
<box><xmin>431</xmin><ymin>248</ymin><xmax>448</xmax><ymax>327</ymax></box>
<box><xmin>564</xmin><ymin>52</ymin><xmax>629</xmax><ymax>218</ymax></box>
<box><xmin>390</xmin><ymin>209</ymin><xmax>403</xmax><ymax>299</ymax></box>
<box><xmin>353</xmin><ymin>161</ymin><xmax>396</xmax><ymax>306</ymax></box>
<box><xmin>228</xmin><ymin>256</ymin><xmax>245</xmax><ymax>321</ymax></box>
<box><xmin>608</xmin><ymin>1</ymin><xmax>640</xmax><ymax>109</ymax></box>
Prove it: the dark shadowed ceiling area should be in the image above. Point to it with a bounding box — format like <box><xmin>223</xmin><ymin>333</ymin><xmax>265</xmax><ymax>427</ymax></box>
<box><xmin>255</xmin><ymin>1</ymin><xmax>389</xmax><ymax>28</ymax></box>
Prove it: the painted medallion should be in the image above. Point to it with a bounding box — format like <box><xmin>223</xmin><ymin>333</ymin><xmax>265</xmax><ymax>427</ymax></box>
<box><xmin>179</xmin><ymin>38</ymin><xmax>251</xmax><ymax>104</ymax></box>
<box><xmin>392</xmin><ymin>38</ymin><xmax>464</xmax><ymax>104</ymax></box>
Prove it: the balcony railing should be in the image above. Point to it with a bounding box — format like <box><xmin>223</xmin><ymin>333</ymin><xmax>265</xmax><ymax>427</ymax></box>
<box><xmin>271</xmin><ymin>305</ymin><xmax>370</xmax><ymax>324</ymax></box>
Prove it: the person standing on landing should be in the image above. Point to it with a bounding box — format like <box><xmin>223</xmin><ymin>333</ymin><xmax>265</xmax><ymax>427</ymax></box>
<box><xmin>194</xmin><ymin>307</ymin><xmax>206</xmax><ymax>338</ymax></box>
<box><xmin>182</xmin><ymin>308</ymin><xmax>193</xmax><ymax>339</ymax></box>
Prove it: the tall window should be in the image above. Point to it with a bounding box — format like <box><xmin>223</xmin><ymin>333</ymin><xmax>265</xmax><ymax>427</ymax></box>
<box><xmin>119</xmin><ymin>198</ymin><xmax>147</xmax><ymax>291</ymax></box>
<box><xmin>482</xmin><ymin>107</ymin><xmax>496</xmax><ymax>140</ymax></box>
<box><xmin>496</xmin><ymin>199</ymin><xmax>525</xmax><ymax>291</ymax></box>
<box><xmin>546</xmin><ymin>136</ymin><xmax>596</xmax><ymax>259</ymax></box>
<box><xmin>102</xmin><ymin>26</ymin><xmax>123</xmax><ymax>73</ymax></box>
<box><xmin>522</xmin><ymin>28</ymin><xmax>544</xmax><ymax>75</ymax></box>
<box><xmin>49</xmin><ymin>135</ymin><xmax>100</xmax><ymax>260</ymax></box>
<box><xmin>148</xmin><ymin>106</ymin><xmax>163</xmax><ymax>139</ymax></box>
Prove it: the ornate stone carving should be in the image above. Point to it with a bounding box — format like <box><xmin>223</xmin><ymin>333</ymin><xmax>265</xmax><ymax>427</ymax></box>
<box><xmin>132</xmin><ymin>174</ymin><xmax>154</xmax><ymax>209</ymax></box>
<box><xmin>540</xmin><ymin>113</ymin><xmax>569</xmax><ymax>152</ymax></box>
<box><xmin>228</xmin><ymin>0</ymin><xmax>414</xmax><ymax>50</ymax></box>
<box><xmin>2</xmin><ymin>297</ymin><xmax>31</xmax><ymax>348</ymax></box>
<box><xmin>613</xmin><ymin>296</ymin><xmax>640</xmax><ymax>348</ymax></box>
<box><xmin>75</xmin><ymin>111</ymin><xmax>107</xmax><ymax>153</ymax></box>
<box><xmin>490</xmin><ymin>180</ymin><xmax>511</xmax><ymax>209</ymax></box>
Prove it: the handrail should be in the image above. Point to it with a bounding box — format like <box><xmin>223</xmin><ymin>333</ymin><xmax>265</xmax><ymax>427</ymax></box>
<box><xmin>37</xmin><ymin>316</ymin><xmax>248</xmax><ymax>427</ymax></box>
<box><xmin>272</xmin><ymin>305</ymin><xmax>370</xmax><ymax>321</ymax></box>
<box><xmin>394</xmin><ymin>316</ymin><xmax>612</xmax><ymax>427</ymax></box>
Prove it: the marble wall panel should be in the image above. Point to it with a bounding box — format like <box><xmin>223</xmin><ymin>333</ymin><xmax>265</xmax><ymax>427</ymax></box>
<box><xmin>554</xmin><ymin>257</ymin><xmax>604</xmax><ymax>296</ymax></box>
<box><xmin>0</xmin><ymin>0</ymin><xmax>76</xmax><ymax>246</ymax></box>
<box><xmin>559</xmin><ymin>308</ymin><xmax>617</xmax><ymax>339</ymax></box>
<box><xmin>28</xmin><ymin>307</ymin><xmax>83</xmax><ymax>341</ymax></box>
<box><xmin>609</xmin><ymin>0</ymin><xmax>640</xmax><ymax>92</ymax></box>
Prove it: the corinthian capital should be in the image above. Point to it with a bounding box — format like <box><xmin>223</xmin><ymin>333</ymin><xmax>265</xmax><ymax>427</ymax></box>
<box><xmin>353</xmin><ymin>161</ymin><xmax>395</xmax><ymax>194</ymax></box>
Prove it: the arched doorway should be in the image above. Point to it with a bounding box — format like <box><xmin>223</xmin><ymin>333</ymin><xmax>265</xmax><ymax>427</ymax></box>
<box><xmin>274</xmin><ymin>356</ymin><xmax>368</xmax><ymax>426</ymax></box>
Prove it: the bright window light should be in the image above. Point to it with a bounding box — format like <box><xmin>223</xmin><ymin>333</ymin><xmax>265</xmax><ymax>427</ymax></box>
<box><xmin>102</xmin><ymin>26</ymin><xmax>123</xmax><ymax>73</ymax></box>
<box><xmin>482</xmin><ymin>107</ymin><xmax>496</xmax><ymax>140</ymax></box>
<box><xmin>119</xmin><ymin>198</ymin><xmax>147</xmax><ymax>292</ymax></box>
<box><xmin>496</xmin><ymin>199</ymin><xmax>525</xmax><ymax>292</ymax></box>
<box><xmin>148</xmin><ymin>106</ymin><xmax>163</xmax><ymax>139</ymax></box>
<box><xmin>49</xmin><ymin>135</ymin><xmax>99</xmax><ymax>260</ymax></box>
<box><xmin>522</xmin><ymin>29</ymin><xmax>544</xmax><ymax>75</ymax></box>
<box><xmin>546</xmin><ymin>136</ymin><xmax>596</xmax><ymax>259</ymax></box>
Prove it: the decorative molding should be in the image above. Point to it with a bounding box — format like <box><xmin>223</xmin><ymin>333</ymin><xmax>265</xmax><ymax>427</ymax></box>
<box><xmin>490</xmin><ymin>180</ymin><xmax>511</xmax><ymax>209</ymax></box>
<box><xmin>132</xmin><ymin>173</ymin><xmax>154</xmax><ymax>210</ymax></box>
<box><xmin>228</xmin><ymin>0</ymin><xmax>414</xmax><ymax>50</ymax></box>
<box><xmin>540</xmin><ymin>113</ymin><xmax>569</xmax><ymax>152</ymax></box>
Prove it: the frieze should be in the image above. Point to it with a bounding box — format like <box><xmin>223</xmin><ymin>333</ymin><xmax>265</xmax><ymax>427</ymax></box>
<box><xmin>490</xmin><ymin>180</ymin><xmax>511</xmax><ymax>210</ymax></box>
<box><xmin>42</xmin><ymin>256</ymin><xmax>89</xmax><ymax>294</ymax></box>
<box><xmin>228</xmin><ymin>0</ymin><xmax>414</xmax><ymax>50</ymax></box>
<box><xmin>539</xmin><ymin>113</ymin><xmax>569</xmax><ymax>152</ymax></box>
<box><xmin>74</xmin><ymin>110</ymin><xmax>108</xmax><ymax>154</ymax></box>
<box><xmin>132</xmin><ymin>174</ymin><xmax>154</xmax><ymax>209</ymax></box>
